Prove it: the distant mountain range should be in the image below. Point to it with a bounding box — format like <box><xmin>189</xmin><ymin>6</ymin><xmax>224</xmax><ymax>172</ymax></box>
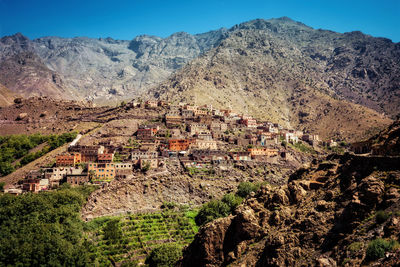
<box><xmin>0</xmin><ymin>17</ymin><xmax>398</xmax><ymax>140</ymax></box>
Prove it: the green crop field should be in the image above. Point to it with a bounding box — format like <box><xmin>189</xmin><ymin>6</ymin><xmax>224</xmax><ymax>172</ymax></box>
<box><xmin>85</xmin><ymin>207</ymin><xmax>199</xmax><ymax>265</ymax></box>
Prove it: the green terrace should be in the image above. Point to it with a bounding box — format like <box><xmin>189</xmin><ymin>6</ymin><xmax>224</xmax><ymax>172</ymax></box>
<box><xmin>84</xmin><ymin>206</ymin><xmax>199</xmax><ymax>265</ymax></box>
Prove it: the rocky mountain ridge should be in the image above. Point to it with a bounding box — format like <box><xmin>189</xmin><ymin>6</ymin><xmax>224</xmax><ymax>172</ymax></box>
<box><xmin>0</xmin><ymin>28</ymin><xmax>227</xmax><ymax>104</ymax></box>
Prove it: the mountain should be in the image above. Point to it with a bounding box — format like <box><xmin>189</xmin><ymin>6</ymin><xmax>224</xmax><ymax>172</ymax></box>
<box><xmin>179</xmin><ymin>121</ymin><xmax>400</xmax><ymax>266</ymax></box>
<box><xmin>0</xmin><ymin>33</ymin><xmax>76</xmax><ymax>100</ymax></box>
<box><xmin>0</xmin><ymin>18</ymin><xmax>398</xmax><ymax>139</ymax></box>
<box><xmin>0</xmin><ymin>28</ymin><xmax>227</xmax><ymax>104</ymax></box>
<box><xmin>150</xmin><ymin>17</ymin><xmax>399</xmax><ymax>140</ymax></box>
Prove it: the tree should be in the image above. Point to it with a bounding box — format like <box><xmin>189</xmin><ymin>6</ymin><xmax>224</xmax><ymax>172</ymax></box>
<box><xmin>195</xmin><ymin>199</ymin><xmax>231</xmax><ymax>226</ymax></box>
<box><xmin>145</xmin><ymin>243</ymin><xmax>183</xmax><ymax>267</ymax></box>
<box><xmin>222</xmin><ymin>193</ymin><xmax>243</xmax><ymax>211</ymax></box>
<box><xmin>236</xmin><ymin>182</ymin><xmax>260</xmax><ymax>198</ymax></box>
<box><xmin>103</xmin><ymin>219</ymin><xmax>123</xmax><ymax>244</ymax></box>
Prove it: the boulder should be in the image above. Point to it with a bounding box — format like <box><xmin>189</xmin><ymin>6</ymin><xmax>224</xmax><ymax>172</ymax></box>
<box><xmin>16</xmin><ymin>113</ymin><xmax>28</xmax><ymax>120</ymax></box>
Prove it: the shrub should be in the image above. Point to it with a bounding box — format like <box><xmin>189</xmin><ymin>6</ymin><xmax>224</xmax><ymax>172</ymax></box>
<box><xmin>375</xmin><ymin>210</ymin><xmax>390</xmax><ymax>224</ymax></box>
<box><xmin>366</xmin><ymin>238</ymin><xmax>397</xmax><ymax>261</ymax></box>
<box><xmin>236</xmin><ymin>182</ymin><xmax>260</xmax><ymax>198</ymax></box>
<box><xmin>145</xmin><ymin>243</ymin><xmax>182</xmax><ymax>267</ymax></box>
<box><xmin>195</xmin><ymin>200</ymin><xmax>230</xmax><ymax>226</ymax></box>
<box><xmin>103</xmin><ymin>219</ymin><xmax>123</xmax><ymax>243</ymax></box>
<box><xmin>222</xmin><ymin>193</ymin><xmax>243</xmax><ymax>211</ymax></box>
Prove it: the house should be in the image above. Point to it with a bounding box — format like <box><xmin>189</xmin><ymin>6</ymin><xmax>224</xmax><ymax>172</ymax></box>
<box><xmin>3</xmin><ymin>185</ymin><xmax>22</xmax><ymax>195</ymax></box>
<box><xmin>188</xmin><ymin>123</ymin><xmax>208</xmax><ymax>135</ymax></box>
<box><xmin>67</xmin><ymin>175</ymin><xmax>89</xmax><ymax>186</ymax></box>
<box><xmin>44</xmin><ymin>166</ymin><xmax>83</xmax><ymax>187</ymax></box>
<box><xmin>69</xmin><ymin>145</ymin><xmax>105</xmax><ymax>162</ymax></box>
<box><xmin>229</xmin><ymin>151</ymin><xmax>251</xmax><ymax>161</ymax></box>
<box><xmin>196</xmin><ymin>131</ymin><xmax>213</xmax><ymax>141</ymax></box>
<box><xmin>169</xmin><ymin>139</ymin><xmax>191</xmax><ymax>151</ymax></box>
<box><xmin>56</xmin><ymin>152</ymin><xmax>81</xmax><ymax>166</ymax></box>
<box><xmin>248</xmin><ymin>148</ymin><xmax>279</xmax><ymax>158</ymax></box>
<box><xmin>165</xmin><ymin>114</ymin><xmax>183</xmax><ymax>126</ymax></box>
<box><xmin>145</xmin><ymin>100</ymin><xmax>158</xmax><ymax>108</ymax></box>
<box><xmin>282</xmin><ymin>132</ymin><xmax>299</xmax><ymax>144</ymax></box>
<box><xmin>194</xmin><ymin>109</ymin><xmax>208</xmax><ymax>116</ymax></box>
<box><xmin>184</xmin><ymin>105</ymin><xmax>198</xmax><ymax>111</ymax></box>
<box><xmin>137</xmin><ymin>127</ymin><xmax>157</xmax><ymax>140</ymax></box>
<box><xmin>242</xmin><ymin>118</ymin><xmax>257</xmax><ymax>128</ymax></box>
<box><xmin>195</xmin><ymin>139</ymin><xmax>218</xmax><ymax>150</ymax></box>
<box><xmin>114</xmin><ymin>162</ymin><xmax>134</xmax><ymax>178</ymax></box>
<box><xmin>97</xmin><ymin>153</ymin><xmax>114</xmax><ymax>163</ymax></box>
<box><xmin>182</xmin><ymin>109</ymin><xmax>194</xmax><ymax>118</ymax></box>
<box><xmin>131</xmin><ymin>150</ymin><xmax>158</xmax><ymax>160</ymax></box>
<box><xmin>139</xmin><ymin>158</ymin><xmax>161</xmax><ymax>170</ymax></box>
<box><xmin>88</xmin><ymin>163</ymin><xmax>116</xmax><ymax>182</ymax></box>
<box><xmin>191</xmin><ymin>150</ymin><xmax>227</xmax><ymax>163</ymax></box>
<box><xmin>22</xmin><ymin>178</ymin><xmax>49</xmax><ymax>193</ymax></box>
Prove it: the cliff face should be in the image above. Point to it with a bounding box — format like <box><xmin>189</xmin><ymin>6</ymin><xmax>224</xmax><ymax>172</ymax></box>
<box><xmin>180</xmin><ymin>153</ymin><xmax>400</xmax><ymax>266</ymax></box>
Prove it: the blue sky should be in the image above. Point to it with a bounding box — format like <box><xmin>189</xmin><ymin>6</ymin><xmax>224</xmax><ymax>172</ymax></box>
<box><xmin>0</xmin><ymin>0</ymin><xmax>399</xmax><ymax>42</ymax></box>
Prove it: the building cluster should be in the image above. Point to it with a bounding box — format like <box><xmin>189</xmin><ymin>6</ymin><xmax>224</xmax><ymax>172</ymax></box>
<box><xmin>4</xmin><ymin>100</ymin><xmax>322</xmax><ymax>195</ymax></box>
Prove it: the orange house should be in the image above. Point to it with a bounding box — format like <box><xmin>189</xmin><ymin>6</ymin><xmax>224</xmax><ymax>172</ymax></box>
<box><xmin>56</xmin><ymin>153</ymin><xmax>81</xmax><ymax>166</ymax></box>
<box><xmin>169</xmin><ymin>139</ymin><xmax>191</xmax><ymax>151</ymax></box>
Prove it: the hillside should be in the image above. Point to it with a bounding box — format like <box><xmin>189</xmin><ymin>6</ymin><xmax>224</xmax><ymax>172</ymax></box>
<box><xmin>179</xmin><ymin>121</ymin><xmax>400</xmax><ymax>266</ymax></box>
<box><xmin>0</xmin><ymin>83</ymin><xmax>16</xmax><ymax>107</ymax></box>
<box><xmin>150</xmin><ymin>18</ymin><xmax>398</xmax><ymax>141</ymax></box>
<box><xmin>153</xmin><ymin>18</ymin><xmax>400</xmax><ymax>118</ymax></box>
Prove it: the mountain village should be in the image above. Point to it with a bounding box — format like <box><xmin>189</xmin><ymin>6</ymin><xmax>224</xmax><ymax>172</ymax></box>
<box><xmin>3</xmin><ymin>99</ymin><xmax>336</xmax><ymax>195</ymax></box>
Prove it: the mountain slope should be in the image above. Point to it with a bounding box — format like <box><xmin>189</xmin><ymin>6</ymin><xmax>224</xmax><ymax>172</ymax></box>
<box><xmin>0</xmin><ymin>83</ymin><xmax>16</xmax><ymax>107</ymax></box>
<box><xmin>151</xmin><ymin>18</ymin><xmax>395</xmax><ymax>140</ymax></box>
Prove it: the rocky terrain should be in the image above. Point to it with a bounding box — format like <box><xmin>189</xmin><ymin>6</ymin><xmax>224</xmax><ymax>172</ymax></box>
<box><xmin>151</xmin><ymin>18</ymin><xmax>398</xmax><ymax>140</ymax></box>
<box><xmin>0</xmin><ymin>29</ymin><xmax>227</xmax><ymax>104</ymax></box>
<box><xmin>179</xmin><ymin>121</ymin><xmax>400</xmax><ymax>266</ymax></box>
<box><xmin>0</xmin><ymin>83</ymin><xmax>16</xmax><ymax>106</ymax></box>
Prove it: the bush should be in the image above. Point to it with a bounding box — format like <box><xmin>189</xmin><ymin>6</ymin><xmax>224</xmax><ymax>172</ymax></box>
<box><xmin>236</xmin><ymin>182</ymin><xmax>260</xmax><ymax>198</ymax></box>
<box><xmin>375</xmin><ymin>210</ymin><xmax>390</xmax><ymax>224</ymax></box>
<box><xmin>222</xmin><ymin>193</ymin><xmax>243</xmax><ymax>211</ymax></box>
<box><xmin>103</xmin><ymin>219</ymin><xmax>123</xmax><ymax>243</ymax></box>
<box><xmin>145</xmin><ymin>243</ymin><xmax>182</xmax><ymax>267</ymax></box>
<box><xmin>195</xmin><ymin>200</ymin><xmax>230</xmax><ymax>226</ymax></box>
<box><xmin>366</xmin><ymin>238</ymin><xmax>397</xmax><ymax>261</ymax></box>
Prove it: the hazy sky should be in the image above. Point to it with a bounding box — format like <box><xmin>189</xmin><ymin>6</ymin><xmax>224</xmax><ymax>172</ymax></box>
<box><xmin>0</xmin><ymin>0</ymin><xmax>399</xmax><ymax>42</ymax></box>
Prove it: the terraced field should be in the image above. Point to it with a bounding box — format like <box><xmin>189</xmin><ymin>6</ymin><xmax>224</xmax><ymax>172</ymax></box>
<box><xmin>85</xmin><ymin>207</ymin><xmax>199</xmax><ymax>265</ymax></box>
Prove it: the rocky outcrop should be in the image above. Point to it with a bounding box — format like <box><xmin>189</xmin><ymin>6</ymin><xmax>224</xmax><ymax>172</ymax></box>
<box><xmin>180</xmin><ymin>153</ymin><xmax>400</xmax><ymax>266</ymax></box>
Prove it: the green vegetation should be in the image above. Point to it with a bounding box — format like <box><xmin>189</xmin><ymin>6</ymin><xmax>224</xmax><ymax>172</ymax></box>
<box><xmin>195</xmin><ymin>182</ymin><xmax>262</xmax><ymax>226</ymax></box>
<box><xmin>145</xmin><ymin>243</ymin><xmax>183</xmax><ymax>267</ymax></box>
<box><xmin>375</xmin><ymin>210</ymin><xmax>390</xmax><ymax>224</ymax></box>
<box><xmin>0</xmin><ymin>132</ymin><xmax>77</xmax><ymax>176</ymax></box>
<box><xmin>236</xmin><ymin>181</ymin><xmax>261</xmax><ymax>198</ymax></box>
<box><xmin>103</xmin><ymin>219</ymin><xmax>123</xmax><ymax>244</ymax></box>
<box><xmin>287</xmin><ymin>141</ymin><xmax>317</xmax><ymax>154</ymax></box>
<box><xmin>348</xmin><ymin>241</ymin><xmax>363</xmax><ymax>255</ymax></box>
<box><xmin>366</xmin><ymin>238</ymin><xmax>399</xmax><ymax>261</ymax></box>
<box><xmin>195</xmin><ymin>199</ymin><xmax>231</xmax><ymax>226</ymax></box>
<box><xmin>85</xmin><ymin>206</ymin><xmax>198</xmax><ymax>265</ymax></box>
<box><xmin>0</xmin><ymin>185</ymin><xmax>97</xmax><ymax>266</ymax></box>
